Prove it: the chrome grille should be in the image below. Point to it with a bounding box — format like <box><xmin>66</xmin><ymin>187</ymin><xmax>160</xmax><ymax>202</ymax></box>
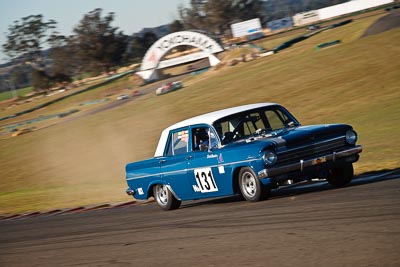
<box><xmin>276</xmin><ymin>136</ymin><xmax>349</xmax><ymax>166</ymax></box>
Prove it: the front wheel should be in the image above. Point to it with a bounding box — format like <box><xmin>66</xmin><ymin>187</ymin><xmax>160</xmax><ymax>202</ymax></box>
<box><xmin>153</xmin><ymin>184</ymin><xmax>181</xmax><ymax>211</ymax></box>
<box><xmin>327</xmin><ymin>163</ymin><xmax>354</xmax><ymax>187</ymax></box>
<box><xmin>239</xmin><ymin>167</ymin><xmax>270</xmax><ymax>202</ymax></box>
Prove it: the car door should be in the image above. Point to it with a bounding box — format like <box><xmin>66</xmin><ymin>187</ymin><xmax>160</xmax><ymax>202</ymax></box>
<box><xmin>187</xmin><ymin>125</ymin><xmax>232</xmax><ymax>199</ymax></box>
<box><xmin>160</xmin><ymin>128</ymin><xmax>193</xmax><ymax>200</ymax></box>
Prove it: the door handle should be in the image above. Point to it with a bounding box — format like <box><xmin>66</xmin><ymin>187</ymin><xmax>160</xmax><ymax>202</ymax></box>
<box><xmin>159</xmin><ymin>159</ymin><xmax>167</xmax><ymax>164</ymax></box>
<box><xmin>185</xmin><ymin>155</ymin><xmax>193</xmax><ymax>160</ymax></box>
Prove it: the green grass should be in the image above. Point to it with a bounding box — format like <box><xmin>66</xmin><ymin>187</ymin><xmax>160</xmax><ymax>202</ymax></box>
<box><xmin>0</xmin><ymin>13</ymin><xmax>399</xmax><ymax>214</ymax></box>
<box><xmin>0</xmin><ymin>87</ymin><xmax>33</xmax><ymax>102</ymax></box>
<box><xmin>0</xmin><ymin>79</ymin><xmax>109</xmax><ymax>117</ymax></box>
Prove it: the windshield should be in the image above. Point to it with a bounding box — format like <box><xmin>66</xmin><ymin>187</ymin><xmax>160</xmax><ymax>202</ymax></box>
<box><xmin>213</xmin><ymin>105</ymin><xmax>300</xmax><ymax>144</ymax></box>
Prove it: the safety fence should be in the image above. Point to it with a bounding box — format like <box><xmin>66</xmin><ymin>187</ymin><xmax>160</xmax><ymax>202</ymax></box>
<box><xmin>273</xmin><ymin>19</ymin><xmax>352</xmax><ymax>53</ymax></box>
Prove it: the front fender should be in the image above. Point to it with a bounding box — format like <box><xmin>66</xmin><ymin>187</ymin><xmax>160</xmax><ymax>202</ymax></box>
<box><xmin>231</xmin><ymin>159</ymin><xmax>272</xmax><ymax>193</ymax></box>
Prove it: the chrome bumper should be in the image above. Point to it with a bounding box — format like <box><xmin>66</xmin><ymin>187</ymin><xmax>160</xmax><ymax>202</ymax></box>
<box><xmin>258</xmin><ymin>145</ymin><xmax>362</xmax><ymax>178</ymax></box>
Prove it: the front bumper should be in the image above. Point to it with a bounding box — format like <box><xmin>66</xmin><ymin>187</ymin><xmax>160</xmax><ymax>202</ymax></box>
<box><xmin>258</xmin><ymin>145</ymin><xmax>362</xmax><ymax>178</ymax></box>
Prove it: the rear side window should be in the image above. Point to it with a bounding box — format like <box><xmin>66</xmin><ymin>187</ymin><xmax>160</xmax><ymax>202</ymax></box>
<box><xmin>166</xmin><ymin>130</ymin><xmax>189</xmax><ymax>156</ymax></box>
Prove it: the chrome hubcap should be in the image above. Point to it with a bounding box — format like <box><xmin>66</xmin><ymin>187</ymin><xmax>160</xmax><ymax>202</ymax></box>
<box><xmin>242</xmin><ymin>171</ymin><xmax>256</xmax><ymax>197</ymax></box>
<box><xmin>156</xmin><ymin>185</ymin><xmax>168</xmax><ymax>205</ymax></box>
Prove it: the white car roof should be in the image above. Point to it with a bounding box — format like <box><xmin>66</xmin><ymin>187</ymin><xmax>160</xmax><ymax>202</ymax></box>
<box><xmin>154</xmin><ymin>103</ymin><xmax>278</xmax><ymax>157</ymax></box>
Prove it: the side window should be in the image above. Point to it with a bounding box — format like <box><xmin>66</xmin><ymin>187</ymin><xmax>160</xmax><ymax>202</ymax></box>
<box><xmin>166</xmin><ymin>130</ymin><xmax>189</xmax><ymax>156</ymax></box>
<box><xmin>265</xmin><ymin>110</ymin><xmax>285</xmax><ymax>130</ymax></box>
<box><xmin>192</xmin><ymin>127</ymin><xmax>219</xmax><ymax>151</ymax></box>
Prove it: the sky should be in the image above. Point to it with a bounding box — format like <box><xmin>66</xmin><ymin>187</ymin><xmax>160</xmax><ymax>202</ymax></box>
<box><xmin>0</xmin><ymin>0</ymin><xmax>190</xmax><ymax>64</ymax></box>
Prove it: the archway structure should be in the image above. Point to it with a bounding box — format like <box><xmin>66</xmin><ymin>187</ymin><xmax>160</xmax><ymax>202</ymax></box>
<box><xmin>137</xmin><ymin>31</ymin><xmax>224</xmax><ymax>81</ymax></box>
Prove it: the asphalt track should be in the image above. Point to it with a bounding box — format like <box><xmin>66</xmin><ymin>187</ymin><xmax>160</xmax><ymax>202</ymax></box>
<box><xmin>362</xmin><ymin>8</ymin><xmax>400</xmax><ymax>37</ymax></box>
<box><xmin>1</xmin><ymin>169</ymin><xmax>399</xmax><ymax>266</ymax></box>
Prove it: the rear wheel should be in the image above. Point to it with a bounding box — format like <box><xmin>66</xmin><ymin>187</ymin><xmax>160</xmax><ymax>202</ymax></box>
<box><xmin>239</xmin><ymin>167</ymin><xmax>270</xmax><ymax>202</ymax></box>
<box><xmin>153</xmin><ymin>184</ymin><xmax>181</xmax><ymax>211</ymax></box>
<box><xmin>327</xmin><ymin>163</ymin><xmax>354</xmax><ymax>187</ymax></box>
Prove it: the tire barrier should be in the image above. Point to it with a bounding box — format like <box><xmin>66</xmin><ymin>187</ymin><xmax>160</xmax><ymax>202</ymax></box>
<box><xmin>273</xmin><ymin>19</ymin><xmax>352</xmax><ymax>53</ymax></box>
<box><xmin>2</xmin><ymin>109</ymin><xmax>80</xmax><ymax>133</ymax></box>
<box><xmin>331</xmin><ymin>19</ymin><xmax>353</xmax><ymax>27</ymax></box>
<box><xmin>316</xmin><ymin>40</ymin><xmax>341</xmax><ymax>50</ymax></box>
<box><xmin>0</xmin><ymin>70</ymin><xmax>134</xmax><ymax>122</ymax></box>
<box><xmin>247</xmin><ymin>43</ymin><xmax>267</xmax><ymax>53</ymax></box>
<box><xmin>274</xmin><ymin>36</ymin><xmax>308</xmax><ymax>52</ymax></box>
<box><xmin>78</xmin><ymin>98</ymin><xmax>109</xmax><ymax>106</ymax></box>
<box><xmin>190</xmin><ymin>67</ymin><xmax>211</xmax><ymax>76</ymax></box>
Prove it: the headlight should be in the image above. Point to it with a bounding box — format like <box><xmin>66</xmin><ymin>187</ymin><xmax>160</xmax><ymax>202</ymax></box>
<box><xmin>263</xmin><ymin>151</ymin><xmax>277</xmax><ymax>166</ymax></box>
<box><xmin>345</xmin><ymin>130</ymin><xmax>357</xmax><ymax>145</ymax></box>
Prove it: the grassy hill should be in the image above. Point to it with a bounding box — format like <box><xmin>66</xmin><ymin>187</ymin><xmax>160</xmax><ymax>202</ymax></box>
<box><xmin>0</xmin><ymin>13</ymin><xmax>399</xmax><ymax>214</ymax></box>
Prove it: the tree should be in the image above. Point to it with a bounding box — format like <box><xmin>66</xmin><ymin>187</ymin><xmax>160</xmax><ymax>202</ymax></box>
<box><xmin>31</xmin><ymin>69</ymin><xmax>50</xmax><ymax>90</ymax></box>
<box><xmin>124</xmin><ymin>31</ymin><xmax>159</xmax><ymax>63</ymax></box>
<box><xmin>9</xmin><ymin>65</ymin><xmax>30</xmax><ymax>89</ymax></box>
<box><xmin>179</xmin><ymin>0</ymin><xmax>207</xmax><ymax>31</ymax></box>
<box><xmin>141</xmin><ymin>31</ymin><xmax>158</xmax><ymax>49</ymax></box>
<box><xmin>204</xmin><ymin>1</ymin><xmax>234</xmax><ymax>34</ymax></box>
<box><xmin>126</xmin><ymin>36</ymin><xmax>146</xmax><ymax>62</ymax></box>
<box><xmin>2</xmin><ymin>15</ymin><xmax>57</xmax><ymax>68</ymax></box>
<box><xmin>46</xmin><ymin>34</ymin><xmax>75</xmax><ymax>83</ymax></box>
<box><xmin>2</xmin><ymin>15</ymin><xmax>61</xmax><ymax>91</ymax></box>
<box><xmin>179</xmin><ymin>0</ymin><xmax>265</xmax><ymax>35</ymax></box>
<box><xmin>71</xmin><ymin>8</ymin><xmax>128</xmax><ymax>74</ymax></box>
<box><xmin>169</xmin><ymin>20</ymin><xmax>185</xmax><ymax>33</ymax></box>
<box><xmin>232</xmin><ymin>0</ymin><xmax>265</xmax><ymax>21</ymax></box>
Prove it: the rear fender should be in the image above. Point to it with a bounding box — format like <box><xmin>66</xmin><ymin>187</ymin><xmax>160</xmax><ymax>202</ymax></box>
<box><xmin>147</xmin><ymin>180</ymin><xmax>165</xmax><ymax>198</ymax></box>
<box><xmin>147</xmin><ymin>181</ymin><xmax>181</xmax><ymax>201</ymax></box>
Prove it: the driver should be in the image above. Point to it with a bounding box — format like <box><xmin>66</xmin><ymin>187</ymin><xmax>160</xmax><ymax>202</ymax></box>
<box><xmin>194</xmin><ymin>127</ymin><xmax>218</xmax><ymax>151</ymax></box>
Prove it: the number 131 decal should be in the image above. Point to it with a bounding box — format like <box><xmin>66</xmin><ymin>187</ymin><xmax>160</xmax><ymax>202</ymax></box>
<box><xmin>194</xmin><ymin>168</ymin><xmax>218</xmax><ymax>193</ymax></box>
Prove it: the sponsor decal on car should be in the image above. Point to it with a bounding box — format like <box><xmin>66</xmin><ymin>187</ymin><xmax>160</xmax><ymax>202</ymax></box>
<box><xmin>194</xmin><ymin>167</ymin><xmax>218</xmax><ymax>193</ymax></box>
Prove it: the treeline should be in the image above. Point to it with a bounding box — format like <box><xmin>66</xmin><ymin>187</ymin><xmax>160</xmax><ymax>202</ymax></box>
<box><xmin>2</xmin><ymin>0</ymin><xmax>347</xmax><ymax>91</ymax></box>
<box><xmin>178</xmin><ymin>0</ymin><xmax>347</xmax><ymax>34</ymax></box>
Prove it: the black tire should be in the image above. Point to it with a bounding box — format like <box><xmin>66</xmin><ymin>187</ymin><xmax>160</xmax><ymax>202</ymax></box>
<box><xmin>238</xmin><ymin>167</ymin><xmax>270</xmax><ymax>202</ymax></box>
<box><xmin>153</xmin><ymin>184</ymin><xmax>181</xmax><ymax>211</ymax></box>
<box><xmin>327</xmin><ymin>163</ymin><xmax>354</xmax><ymax>187</ymax></box>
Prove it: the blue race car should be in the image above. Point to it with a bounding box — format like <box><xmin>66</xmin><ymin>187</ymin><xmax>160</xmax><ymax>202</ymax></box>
<box><xmin>125</xmin><ymin>103</ymin><xmax>362</xmax><ymax>210</ymax></box>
